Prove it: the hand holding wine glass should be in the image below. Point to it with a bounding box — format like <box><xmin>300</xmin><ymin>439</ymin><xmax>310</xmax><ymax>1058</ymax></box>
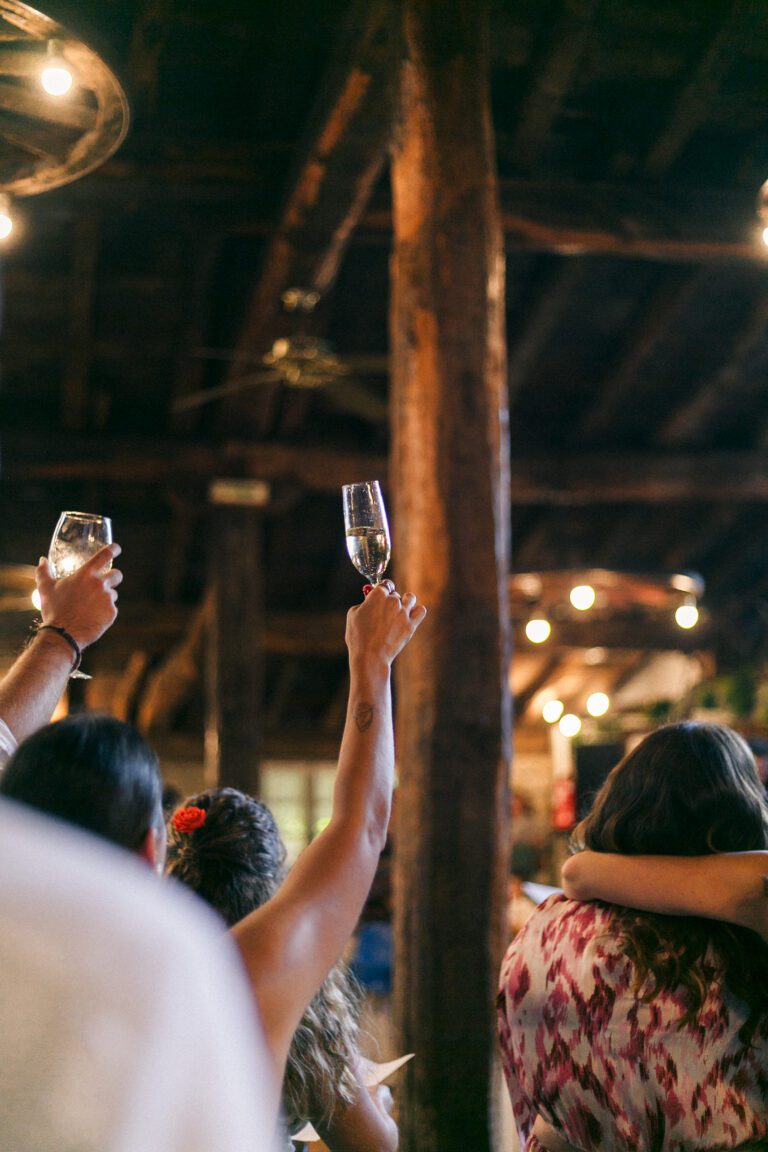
<box><xmin>39</xmin><ymin>512</ymin><xmax>122</xmax><ymax>679</ymax></box>
<box><xmin>342</xmin><ymin>481</ymin><xmax>391</xmax><ymax>587</ymax></box>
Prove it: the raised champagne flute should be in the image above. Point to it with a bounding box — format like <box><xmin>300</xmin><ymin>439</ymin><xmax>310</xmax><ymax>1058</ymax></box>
<box><xmin>342</xmin><ymin>481</ymin><xmax>391</xmax><ymax>586</ymax></box>
<box><xmin>47</xmin><ymin>511</ymin><xmax>113</xmax><ymax>679</ymax></box>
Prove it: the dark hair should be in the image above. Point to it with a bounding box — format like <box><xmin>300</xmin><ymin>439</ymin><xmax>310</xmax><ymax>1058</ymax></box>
<box><xmin>0</xmin><ymin>714</ymin><xmax>163</xmax><ymax>853</ymax></box>
<box><xmin>572</xmin><ymin>721</ymin><xmax>768</xmax><ymax>1041</ymax></box>
<box><xmin>167</xmin><ymin>787</ymin><xmax>361</xmax><ymax>1128</ymax></box>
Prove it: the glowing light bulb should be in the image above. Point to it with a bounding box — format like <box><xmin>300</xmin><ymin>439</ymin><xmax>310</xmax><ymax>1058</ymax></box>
<box><xmin>762</xmin><ymin>225</ymin><xmax>768</xmax><ymax>248</ymax></box>
<box><xmin>570</xmin><ymin>584</ymin><xmax>596</xmax><ymax>611</ymax></box>
<box><xmin>542</xmin><ymin>699</ymin><xmax>564</xmax><ymax>724</ymax></box>
<box><xmin>675</xmin><ymin>601</ymin><xmax>699</xmax><ymax>629</ymax></box>
<box><xmin>525</xmin><ymin>616</ymin><xmax>551</xmax><ymax>644</ymax></box>
<box><xmin>41</xmin><ymin>63</ymin><xmax>73</xmax><ymax>96</ymax></box>
<box><xmin>0</xmin><ymin>211</ymin><xmax>12</xmax><ymax>240</ymax></box>
<box><xmin>31</xmin><ymin>589</ymin><xmax>41</xmax><ymax>611</ymax></box>
<box><xmin>586</xmin><ymin>692</ymin><xmax>610</xmax><ymax>717</ymax></box>
<box><xmin>559</xmin><ymin>713</ymin><xmax>582</xmax><ymax>738</ymax></box>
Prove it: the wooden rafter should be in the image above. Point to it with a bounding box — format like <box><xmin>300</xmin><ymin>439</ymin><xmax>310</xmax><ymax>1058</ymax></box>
<box><xmin>577</xmin><ymin>267</ymin><xmax>706</xmax><ymax>442</ymax></box>
<box><xmin>170</xmin><ymin>230</ymin><xmax>223</xmax><ymax>434</ymax></box>
<box><xmin>513</xmin><ymin>0</ymin><xmax>601</xmax><ymax>172</ymax></box>
<box><xmin>658</xmin><ymin>291</ymin><xmax>768</xmax><ymax>445</ymax></box>
<box><xmin>218</xmin><ymin>0</ymin><xmax>398</xmax><ymax>422</ymax></box>
<box><xmin>645</xmin><ymin>0</ymin><xmax>758</xmax><ymax>176</ymax></box>
<box><xmin>61</xmin><ymin>211</ymin><xmax>100</xmax><ymax>430</ymax></box>
<box><xmin>19</xmin><ymin>169</ymin><xmax>768</xmax><ymax>264</ymax></box>
<box><xmin>16</xmin><ymin>438</ymin><xmax>768</xmax><ymax>505</ymax></box>
<box><xmin>125</xmin><ymin>0</ymin><xmax>175</xmax><ymax>116</ymax></box>
<box><xmin>513</xmin><ymin>654</ymin><xmax>564</xmax><ymax>716</ymax></box>
<box><xmin>507</xmin><ymin>259</ymin><xmax>584</xmax><ymax>400</ymax></box>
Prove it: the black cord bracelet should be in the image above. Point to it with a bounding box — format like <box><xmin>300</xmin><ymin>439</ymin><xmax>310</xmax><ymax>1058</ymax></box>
<box><xmin>36</xmin><ymin>623</ymin><xmax>82</xmax><ymax>673</ymax></box>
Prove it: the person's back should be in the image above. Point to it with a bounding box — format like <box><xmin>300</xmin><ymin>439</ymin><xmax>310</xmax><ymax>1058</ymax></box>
<box><xmin>0</xmin><ymin>797</ymin><xmax>276</xmax><ymax>1152</ymax></box>
<box><xmin>498</xmin><ymin>721</ymin><xmax>768</xmax><ymax>1152</ymax></box>
<box><xmin>499</xmin><ymin>892</ymin><xmax>768</xmax><ymax>1151</ymax></box>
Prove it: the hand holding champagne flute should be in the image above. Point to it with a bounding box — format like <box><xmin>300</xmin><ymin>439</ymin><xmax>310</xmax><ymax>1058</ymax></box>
<box><xmin>342</xmin><ymin>481</ymin><xmax>391</xmax><ymax>586</ymax></box>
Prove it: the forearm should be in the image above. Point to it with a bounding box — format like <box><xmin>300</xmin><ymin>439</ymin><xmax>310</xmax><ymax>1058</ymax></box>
<box><xmin>562</xmin><ymin>849</ymin><xmax>768</xmax><ymax>935</ymax></box>
<box><xmin>0</xmin><ymin>631</ymin><xmax>74</xmax><ymax>747</ymax></box>
<box><xmin>233</xmin><ymin>662</ymin><xmax>395</xmax><ymax>1061</ymax></box>
<box><xmin>332</xmin><ymin>656</ymin><xmax>394</xmax><ymax>852</ymax></box>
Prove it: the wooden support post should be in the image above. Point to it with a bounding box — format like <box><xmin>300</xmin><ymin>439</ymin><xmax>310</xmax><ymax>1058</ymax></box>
<box><xmin>205</xmin><ymin>479</ymin><xmax>269</xmax><ymax>794</ymax></box>
<box><xmin>389</xmin><ymin>2</ymin><xmax>511</xmax><ymax>1149</ymax></box>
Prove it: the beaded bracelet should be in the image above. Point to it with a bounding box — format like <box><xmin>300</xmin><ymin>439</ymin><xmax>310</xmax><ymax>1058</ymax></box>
<box><xmin>36</xmin><ymin>623</ymin><xmax>82</xmax><ymax>673</ymax></box>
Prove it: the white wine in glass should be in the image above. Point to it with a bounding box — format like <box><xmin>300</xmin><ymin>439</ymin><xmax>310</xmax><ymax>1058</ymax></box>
<box><xmin>47</xmin><ymin>511</ymin><xmax>113</xmax><ymax>679</ymax></box>
<box><xmin>342</xmin><ymin>481</ymin><xmax>391</xmax><ymax>585</ymax></box>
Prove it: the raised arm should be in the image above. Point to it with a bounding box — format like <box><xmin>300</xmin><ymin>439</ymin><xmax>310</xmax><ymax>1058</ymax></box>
<box><xmin>232</xmin><ymin>582</ymin><xmax>426</xmax><ymax>1076</ymax></box>
<box><xmin>561</xmin><ymin>849</ymin><xmax>768</xmax><ymax>941</ymax></box>
<box><xmin>0</xmin><ymin>544</ymin><xmax>122</xmax><ymax>750</ymax></box>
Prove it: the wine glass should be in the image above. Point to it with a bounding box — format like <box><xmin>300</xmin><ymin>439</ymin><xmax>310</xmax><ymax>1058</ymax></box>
<box><xmin>342</xmin><ymin>481</ymin><xmax>391</xmax><ymax>586</ymax></box>
<box><xmin>47</xmin><ymin>511</ymin><xmax>113</xmax><ymax>679</ymax></box>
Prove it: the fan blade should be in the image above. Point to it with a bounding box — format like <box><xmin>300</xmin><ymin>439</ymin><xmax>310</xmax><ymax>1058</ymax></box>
<box><xmin>172</xmin><ymin>370</ymin><xmax>282</xmax><ymax>413</ymax></box>
<box><xmin>321</xmin><ymin>376</ymin><xmax>388</xmax><ymax>424</ymax></box>
<box><xmin>190</xmin><ymin>346</ymin><xmax>267</xmax><ymax>365</ymax></box>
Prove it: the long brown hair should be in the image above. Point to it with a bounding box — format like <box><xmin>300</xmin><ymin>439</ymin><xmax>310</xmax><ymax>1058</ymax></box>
<box><xmin>166</xmin><ymin>787</ymin><xmax>361</xmax><ymax>1128</ymax></box>
<box><xmin>572</xmin><ymin>721</ymin><xmax>768</xmax><ymax>1043</ymax></box>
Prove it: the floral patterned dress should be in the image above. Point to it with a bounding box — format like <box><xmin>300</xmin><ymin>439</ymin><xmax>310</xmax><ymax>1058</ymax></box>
<box><xmin>498</xmin><ymin>895</ymin><xmax>768</xmax><ymax>1152</ymax></box>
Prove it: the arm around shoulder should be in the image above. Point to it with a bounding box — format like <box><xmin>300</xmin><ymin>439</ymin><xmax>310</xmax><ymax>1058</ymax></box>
<box><xmin>562</xmin><ymin>849</ymin><xmax>768</xmax><ymax>940</ymax></box>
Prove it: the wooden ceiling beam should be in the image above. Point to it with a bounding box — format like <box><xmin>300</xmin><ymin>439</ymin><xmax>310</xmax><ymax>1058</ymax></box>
<box><xmin>20</xmin><ymin>165</ymin><xmax>768</xmax><ymax>264</ymax></box>
<box><xmin>126</xmin><ymin>0</ymin><xmax>175</xmax><ymax>117</ymax></box>
<box><xmin>220</xmin><ymin>0</ymin><xmax>398</xmax><ymax>411</ymax></box>
<box><xmin>657</xmin><ymin>291</ymin><xmax>768</xmax><ymax>445</ymax></box>
<box><xmin>15</xmin><ymin>438</ymin><xmax>768</xmax><ymax>504</ymax></box>
<box><xmin>61</xmin><ymin>212</ymin><xmax>101</xmax><ymax>431</ymax></box>
<box><xmin>577</xmin><ymin>267</ymin><xmax>706</xmax><ymax>442</ymax></box>
<box><xmin>645</xmin><ymin>1</ymin><xmax>757</xmax><ymax>176</ymax></box>
<box><xmin>507</xmin><ymin>259</ymin><xmax>584</xmax><ymax>400</ymax></box>
<box><xmin>513</xmin><ymin>654</ymin><xmax>564</xmax><ymax>716</ymax></box>
<box><xmin>512</xmin><ymin>0</ymin><xmax>601</xmax><ymax>172</ymax></box>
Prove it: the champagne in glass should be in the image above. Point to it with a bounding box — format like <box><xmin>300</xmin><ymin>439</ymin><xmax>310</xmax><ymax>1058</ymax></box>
<box><xmin>342</xmin><ymin>481</ymin><xmax>391</xmax><ymax>585</ymax></box>
<box><xmin>47</xmin><ymin>511</ymin><xmax>113</xmax><ymax>679</ymax></box>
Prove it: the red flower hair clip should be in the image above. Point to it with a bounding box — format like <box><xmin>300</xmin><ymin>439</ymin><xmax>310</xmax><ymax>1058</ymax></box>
<box><xmin>172</xmin><ymin>806</ymin><xmax>207</xmax><ymax>834</ymax></box>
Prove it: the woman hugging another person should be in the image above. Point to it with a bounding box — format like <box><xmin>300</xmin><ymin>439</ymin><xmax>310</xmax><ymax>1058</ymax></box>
<box><xmin>498</xmin><ymin>721</ymin><xmax>768</xmax><ymax>1152</ymax></box>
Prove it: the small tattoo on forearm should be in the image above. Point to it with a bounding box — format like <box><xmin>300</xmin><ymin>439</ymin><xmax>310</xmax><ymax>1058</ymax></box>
<box><xmin>353</xmin><ymin>702</ymin><xmax>374</xmax><ymax>732</ymax></box>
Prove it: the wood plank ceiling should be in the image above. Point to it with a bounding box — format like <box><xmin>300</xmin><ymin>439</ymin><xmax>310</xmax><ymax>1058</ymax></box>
<box><xmin>3</xmin><ymin>0</ymin><xmax>768</xmax><ymax>746</ymax></box>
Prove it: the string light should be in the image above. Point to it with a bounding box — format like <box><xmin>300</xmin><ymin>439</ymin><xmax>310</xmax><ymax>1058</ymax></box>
<box><xmin>525</xmin><ymin>615</ymin><xmax>551</xmax><ymax>644</ymax></box>
<box><xmin>41</xmin><ymin>41</ymin><xmax>74</xmax><ymax>97</ymax></box>
<box><xmin>675</xmin><ymin>597</ymin><xmax>699</xmax><ymax>630</ymax></box>
<box><xmin>586</xmin><ymin>692</ymin><xmax>610</xmax><ymax>717</ymax></box>
<box><xmin>559</xmin><ymin>713</ymin><xmax>582</xmax><ymax>738</ymax></box>
<box><xmin>569</xmin><ymin>583</ymin><xmax>596</xmax><ymax>611</ymax></box>
<box><xmin>542</xmin><ymin>699</ymin><xmax>564</xmax><ymax>724</ymax></box>
<box><xmin>0</xmin><ymin>194</ymin><xmax>14</xmax><ymax>241</ymax></box>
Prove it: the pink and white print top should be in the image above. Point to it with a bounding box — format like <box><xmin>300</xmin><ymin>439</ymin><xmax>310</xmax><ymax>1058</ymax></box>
<box><xmin>498</xmin><ymin>895</ymin><xmax>768</xmax><ymax>1152</ymax></box>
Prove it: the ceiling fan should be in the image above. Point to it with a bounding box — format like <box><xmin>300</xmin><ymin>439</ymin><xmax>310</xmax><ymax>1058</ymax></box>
<box><xmin>173</xmin><ymin>288</ymin><xmax>388</xmax><ymax>423</ymax></box>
